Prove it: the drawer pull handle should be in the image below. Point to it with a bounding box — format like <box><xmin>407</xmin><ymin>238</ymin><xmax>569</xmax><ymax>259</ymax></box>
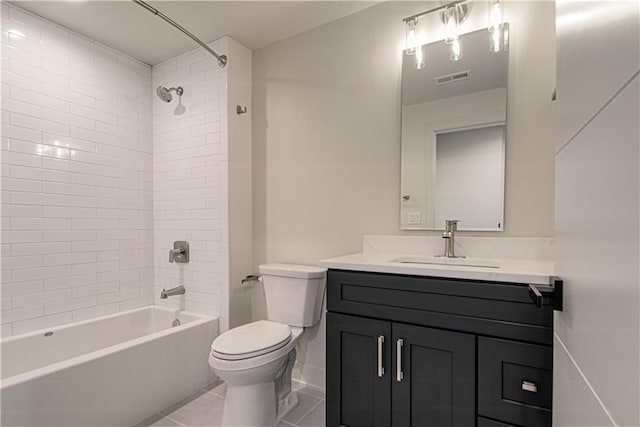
<box><xmin>377</xmin><ymin>335</ymin><xmax>384</xmax><ymax>378</ymax></box>
<box><xmin>522</xmin><ymin>380</ymin><xmax>538</xmax><ymax>393</ymax></box>
<box><xmin>396</xmin><ymin>338</ymin><xmax>404</xmax><ymax>382</ymax></box>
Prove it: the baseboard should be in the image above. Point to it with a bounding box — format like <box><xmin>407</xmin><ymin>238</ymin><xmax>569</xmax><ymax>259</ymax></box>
<box><xmin>292</xmin><ymin>365</ymin><xmax>326</xmax><ymax>393</ymax></box>
<box><xmin>292</xmin><ymin>378</ymin><xmax>325</xmax><ymax>398</ymax></box>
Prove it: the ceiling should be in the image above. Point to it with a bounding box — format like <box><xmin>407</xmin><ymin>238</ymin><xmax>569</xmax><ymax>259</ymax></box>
<box><xmin>10</xmin><ymin>1</ymin><xmax>378</xmax><ymax>65</ymax></box>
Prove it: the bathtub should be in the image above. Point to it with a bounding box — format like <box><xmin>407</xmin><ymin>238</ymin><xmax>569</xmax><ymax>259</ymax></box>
<box><xmin>1</xmin><ymin>306</ymin><xmax>218</xmax><ymax>426</ymax></box>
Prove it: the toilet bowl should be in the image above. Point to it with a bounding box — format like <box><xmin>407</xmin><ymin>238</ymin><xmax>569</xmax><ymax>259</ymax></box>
<box><xmin>208</xmin><ymin>264</ymin><xmax>326</xmax><ymax>427</ymax></box>
<box><xmin>209</xmin><ymin>322</ymin><xmax>303</xmax><ymax>426</ymax></box>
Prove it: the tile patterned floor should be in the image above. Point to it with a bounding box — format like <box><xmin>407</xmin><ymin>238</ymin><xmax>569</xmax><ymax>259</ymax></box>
<box><xmin>136</xmin><ymin>381</ymin><xmax>326</xmax><ymax>427</ymax></box>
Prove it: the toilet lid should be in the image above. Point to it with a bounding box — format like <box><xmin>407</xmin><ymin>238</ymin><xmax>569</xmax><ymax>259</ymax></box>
<box><xmin>211</xmin><ymin>320</ymin><xmax>292</xmax><ymax>361</ymax></box>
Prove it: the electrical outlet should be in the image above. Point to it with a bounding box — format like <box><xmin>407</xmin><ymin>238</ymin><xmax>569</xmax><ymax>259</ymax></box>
<box><xmin>407</xmin><ymin>212</ymin><xmax>421</xmax><ymax>225</ymax></box>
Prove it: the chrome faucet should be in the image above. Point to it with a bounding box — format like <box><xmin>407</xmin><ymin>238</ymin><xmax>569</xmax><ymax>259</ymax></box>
<box><xmin>160</xmin><ymin>285</ymin><xmax>185</xmax><ymax>299</ymax></box>
<box><xmin>438</xmin><ymin>219</ymin><xmax>464</xmax><ymax>258</ymax></box>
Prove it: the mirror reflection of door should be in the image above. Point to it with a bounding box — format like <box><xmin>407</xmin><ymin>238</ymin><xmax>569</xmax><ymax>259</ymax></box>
<box><xmin>434</xmin><ymin>125</ymin><xmax>505</xmax><ymax>230</ymax></box>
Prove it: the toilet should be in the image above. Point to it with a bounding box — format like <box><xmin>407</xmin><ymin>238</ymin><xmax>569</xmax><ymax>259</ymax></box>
<box><xmin>208</xmin><ymin>264</ymin><xmax>327</xmax><ymax>427</ymax></box>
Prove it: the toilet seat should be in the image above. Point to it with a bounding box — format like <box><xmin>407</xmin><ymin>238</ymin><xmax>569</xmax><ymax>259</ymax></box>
<box><xmin>211</xmin><ymin>320</ymin><xmax>292</xmax><ymax>361</ymax></box>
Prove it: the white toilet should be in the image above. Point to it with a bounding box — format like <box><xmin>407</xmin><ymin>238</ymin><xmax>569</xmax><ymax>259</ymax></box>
<box><xmin>208</xmin><ymin>264</ymin><xmax>327</xmax><ymax>427</ymax></box>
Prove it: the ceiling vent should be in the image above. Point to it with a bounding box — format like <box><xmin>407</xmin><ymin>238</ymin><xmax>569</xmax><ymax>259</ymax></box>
<box><xmin>433</xmin><ymin>70</ymin><xmax>472</xmax><ymax>85</ymax></box>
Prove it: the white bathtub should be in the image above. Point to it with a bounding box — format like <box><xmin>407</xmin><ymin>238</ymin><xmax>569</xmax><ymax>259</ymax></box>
<box><xmin>1</xmin><ymin>305</ymin><xmax>218</xmax><ymax>426</ymax></box>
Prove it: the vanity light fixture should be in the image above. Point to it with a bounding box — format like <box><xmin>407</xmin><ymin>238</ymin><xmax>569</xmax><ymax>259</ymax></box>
<box><xmin>450</xmin><ymin>38</ymin><xmax>463</xmax><ymax>61</ymax></box>
<box><xmin>489</xmin><ymin>0</ymin><xmax>503</xmax><ymax>31</ymax></box>
<box><xmin>402</xmin><ymin>0</ymin><xmax>507</xmax><ymax>68</ymax></box>
<box><xmin>443</xmin><ymin>5</ymin><xmax>460</xmax><ymax>45</ymax></box>
<box><xmin>488</xmin><ymin>0</ymin><xmax>505</xmax><ymax>52</ymax></box>
<box><xmin>414</xmin><ymin>45</ymin><xmax>426</xmax><ymax>69</ymax></box>
<box><xmin>443</xmin><ymin>4</ymin><xmax>467</xmax><ymax>61</ymax></box>
<box><xmin>405</xmin><ymin>18</ymin><xmax>418</xmax><ymax>56</ymax></box>
<box><xmin>402</xmin><ymin>0</ymin><xmax>468</xmax><ymax>68</ymax></box>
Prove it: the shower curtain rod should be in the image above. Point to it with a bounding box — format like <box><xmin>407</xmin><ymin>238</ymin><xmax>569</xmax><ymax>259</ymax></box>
<box><xmin>132</xmin><ymin>0</ymin><xmax>227</xmax><ymax>68</ymax></box>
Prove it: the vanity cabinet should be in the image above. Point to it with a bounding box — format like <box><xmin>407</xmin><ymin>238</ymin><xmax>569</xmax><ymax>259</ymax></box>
<box><xmin>326</xmin><ymin>269</ymin><xmax>554</xmax><ymax>427</ymax></box>
<box><xmin>327</xmin><ymin>313</ymin><xmax>475</xmax><ymax>427</ymax></box>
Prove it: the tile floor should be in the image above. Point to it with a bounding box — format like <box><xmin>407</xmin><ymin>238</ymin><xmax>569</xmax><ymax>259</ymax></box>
<box><xmin>136</xmin><ymin>381</ymin><xmax>326</xmax><ymax>427</ymax></box>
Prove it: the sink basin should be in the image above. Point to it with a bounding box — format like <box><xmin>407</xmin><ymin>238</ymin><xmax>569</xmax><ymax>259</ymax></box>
<box><xmin>389</xmin><ymin>256</ymin><xmax>500</xmax><ymax>268</ymax></box>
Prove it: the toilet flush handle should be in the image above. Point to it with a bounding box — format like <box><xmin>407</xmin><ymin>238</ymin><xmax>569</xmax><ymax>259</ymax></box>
<box><xmin>241</xmin><ymin>275</ymin><xmax>261</xmax><ymax>288</ymax></box>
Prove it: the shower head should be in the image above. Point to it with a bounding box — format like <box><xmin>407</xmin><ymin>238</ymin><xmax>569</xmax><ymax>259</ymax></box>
<box><xmin>156</xmin><ymin>86</ymin><xmax>184</xmax><ymax>103</ymax></box>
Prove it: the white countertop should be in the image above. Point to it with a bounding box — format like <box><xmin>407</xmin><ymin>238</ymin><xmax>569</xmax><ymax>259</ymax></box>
<box><xmin>318</xmin><ymin>252</ymin><xmax>554</xmax><ymax>285</ymax></box>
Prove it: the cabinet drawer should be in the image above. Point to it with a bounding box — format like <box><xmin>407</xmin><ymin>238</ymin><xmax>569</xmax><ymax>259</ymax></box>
<box><xmin>328</xmin><ymin>270</ymin><xmax>554</xmax><ymax>345</ymax></box>
<box><xmin>478</xmin><ymin>337</ymin><xmax>552</xmax><ymax>427</ymax></box>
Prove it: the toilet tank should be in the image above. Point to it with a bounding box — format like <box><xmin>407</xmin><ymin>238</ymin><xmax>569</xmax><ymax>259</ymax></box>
<box><xmin>259</xmin><ymin>264</ymin><xmax>327</xmax><ymax>327</ymax></box>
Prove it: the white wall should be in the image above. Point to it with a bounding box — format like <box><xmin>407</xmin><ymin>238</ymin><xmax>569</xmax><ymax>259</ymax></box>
<box><xmin>553</xmin><ymin>1</ymin><xmax>639</xmax><ymax>426</ymax></box>
<box><xmin>151</xmin><ymin>39</ymin><xmax>229</xmax><ymax>323</ymax></box>
<box><xmin>226</xmin><ymin>38</ymin><xmax>253</xmax><ymax>330</ymax></box>
<box><xmin>1</xmin><ymin>4</ymin><xmax>154</xmax><ymax>337</ymax></box>
<box><xmin>253</xmin><ymin>1</ymin><xmax>555</xmax><ymax>389</ymax></box>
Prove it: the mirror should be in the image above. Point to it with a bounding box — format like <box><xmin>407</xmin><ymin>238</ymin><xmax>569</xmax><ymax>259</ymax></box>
<box><xmin>400</xmin><ymin>26</ymin><xmax>509</xmax><ymax>231</ymax></box>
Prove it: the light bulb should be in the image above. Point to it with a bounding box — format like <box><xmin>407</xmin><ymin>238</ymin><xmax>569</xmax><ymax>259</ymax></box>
<box><xmin>444</xmin><ymin>6</ymin><xmax>459</xmax><ymax>44</ymax></box>
<box><xmin>405</xmin><ymin>18</ymin><xmax>418</xmax><ymax>56</ymax></box>
<box><xmin>450</xmin><ymin>38</ymin><xmax>463</xmax><ymax>61</ymax></box>
<box><xmin>414</xmin><ymin>45</ymin><xmax>425</xmax><ymax>69</ymax></box>
<box><xmin>488</xmin><ymin>0</ymin><xmax>503</xmax><ymax>33</ymax></box>
<box><xmin>503</xmin><ymin>24</ymin><xmax>509</xmax><ymax>50</ymax></box>
<box><xmin>490</xmin><ymin>27</ymin><xmax>503</xmax><ymax>52</ymax></box>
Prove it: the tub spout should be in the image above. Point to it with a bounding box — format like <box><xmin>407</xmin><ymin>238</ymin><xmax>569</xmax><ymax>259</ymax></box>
<box><xmin>160</xmin><ymin>285</ymin><xmax>185</xmax><ymax>299</ymax></box>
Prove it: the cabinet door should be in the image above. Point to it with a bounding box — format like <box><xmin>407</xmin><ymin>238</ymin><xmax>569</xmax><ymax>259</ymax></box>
<box><xmin>478</xmin><ymin>337</ymin><xmax>552</xmax><ymax>426</ymax></box>
<box><xmin>392</xmin><ymin>323</ymin><xmax>475</xmax><ymax>427</ymax></box>
<box><xmin>327</xmin><ymin>313</ymin><xmax>391</xmax><ymax>427</ymax></box>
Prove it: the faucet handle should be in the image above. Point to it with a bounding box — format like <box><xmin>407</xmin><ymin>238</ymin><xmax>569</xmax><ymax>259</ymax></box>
<box><xmin>168</xmin><ymin>241</ymin><xmax>189</xmax><ymax>263</ymax></box>
<box><xmin>168</xmin><ymin>247</ymin><xmax>184</xmax><ymax>262</ymax></box>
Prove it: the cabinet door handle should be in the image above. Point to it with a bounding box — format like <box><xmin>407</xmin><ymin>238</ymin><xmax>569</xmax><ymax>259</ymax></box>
<box><xmin>396</xmin><ymin>338</ymin><xmax>404</xmax><ymax>382</ymax></box>
<box><xmin>377</xmin><ymin>335</ymin><xmax>385</xmax><ymax>378</ymax></box>
<box><xmin>522</xmin><ymin>380</ymin><xmax>538</xmax><ymax>393</ymax></box>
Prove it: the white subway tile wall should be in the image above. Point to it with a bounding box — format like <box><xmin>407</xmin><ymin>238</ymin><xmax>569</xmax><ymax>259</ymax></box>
<box><xmin>1</xmin><ymin>4</ymin><xmax>154</xmax><ymax>336</ymax></box>
<box><xmin>151</xmin><ymin>40</ymin><xmax>228</xmax><ymax>318</ymax></box>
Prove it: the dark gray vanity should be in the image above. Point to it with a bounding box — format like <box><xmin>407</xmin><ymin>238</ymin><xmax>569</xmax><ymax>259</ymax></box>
<box><xmin>325</xmin><ymin>268</ymin><xmax>561</xmax><ymax>427</ymax></box>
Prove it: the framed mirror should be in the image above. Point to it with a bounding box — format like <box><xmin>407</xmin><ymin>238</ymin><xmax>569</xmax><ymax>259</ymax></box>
<box><xmin>400</xmin><ymin>25</ymin><xmax>509</xmax><ymax>231</ymax></box>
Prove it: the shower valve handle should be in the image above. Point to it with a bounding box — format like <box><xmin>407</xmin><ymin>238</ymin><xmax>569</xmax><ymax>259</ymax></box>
<box><xmin>168</xmin><ymin>241</ymin><xmax>189</xmax><ymax>263</ymax></box>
